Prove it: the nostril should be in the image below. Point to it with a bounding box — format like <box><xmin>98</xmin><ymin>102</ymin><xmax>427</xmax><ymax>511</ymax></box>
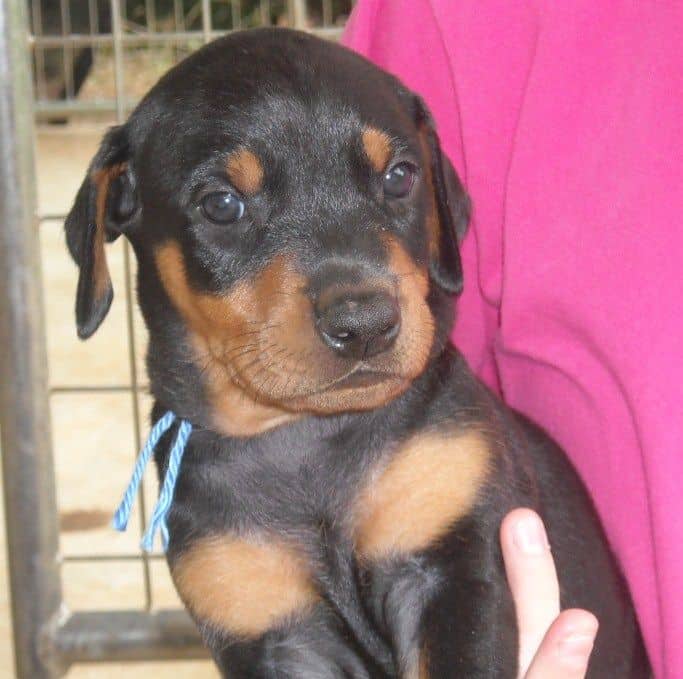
<box><xmin>316</xmin><ymin>315</ymin><xmax>356</xmax><ymax>349</ymax></box>
<box><xmin>381</xmin><ymin>316</ymin><xmax>400</xmax><ymax>339</ymax></box>
<box><xmin>370</xmin><ymin>298</ymin><xmax>400</xmax><ymax>338</ymax></box>
<box><xmin>378</xmin><ymin>304</ymin><xmax>400</xmax><ymax>334</ymax></box>
<box><xmin>315</xmin><ymin>290</ymin><xmax>401</xmax><ymax>358</ymax></box>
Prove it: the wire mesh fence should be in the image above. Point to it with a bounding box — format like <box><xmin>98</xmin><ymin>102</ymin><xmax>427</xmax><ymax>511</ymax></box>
<box><xmin>30</xmin><ymin>0</ymin><xmax>353</xmax><ymax>118</ymax></box>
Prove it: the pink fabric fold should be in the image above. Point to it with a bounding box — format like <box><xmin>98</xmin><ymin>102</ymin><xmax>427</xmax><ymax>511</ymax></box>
<box><xmin>344</xmin><ymin>2</ymin><xmax>683</xmax><ymax>676</ymax></box>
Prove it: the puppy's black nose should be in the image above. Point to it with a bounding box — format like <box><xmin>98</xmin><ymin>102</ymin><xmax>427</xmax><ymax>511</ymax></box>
<box><xmin>315</xmin><ymin>289</ymin><xmax>401</xmax><ymax>359</ymax></box>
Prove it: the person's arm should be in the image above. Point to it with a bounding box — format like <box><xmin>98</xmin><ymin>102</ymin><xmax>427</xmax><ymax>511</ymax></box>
<box><xmin>501</xmin><ymin>509</ymin><xmax>598</xmax><ymax>678</ymax></box>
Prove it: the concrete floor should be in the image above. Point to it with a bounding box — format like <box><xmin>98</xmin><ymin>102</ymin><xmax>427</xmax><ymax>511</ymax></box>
<box><xmin>0</xmin><ymin>126</ymin><xmax>218</xmax><ymax>677</ymax></box>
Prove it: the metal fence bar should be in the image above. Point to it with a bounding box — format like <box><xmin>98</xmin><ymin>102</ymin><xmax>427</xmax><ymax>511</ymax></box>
<box><xmin>292</xmin><ymin>0</ymin><xmax>306</xmax><ymax>29</ymax></box>
<box><xmin>31</xmin><ymin>31</ymin><xmax>206</xmax><ymax>46</ymax></box>
<box><xmin>174</xmin><ymin>0</ymin><xmax>185</xmax><ymax>31</ymax></box>
<box><xmin>30</xmin><ymin>0</ymin><xmax>46</xmax><ymax>100</ymax></box>
<box><xmin>0</xmin><ymin>0</ymin><xmax>64</xmax><ymax>675</ymax></box>
<box><xmin>62</xmin><ymin>553</ymin><xmax>166</xmax><ymax>562</ymax></box>
<box><xmin>88</xmin><ymin>0</ymin><xmax>98</xmax><ymax>34</ymax></box>
<box><xmin>323</xmin><ymin>0</ymin><xmax>332</xmax><ymax>27</ymax></box>
<box><xmin>110</xmin><ymin>0</ymin><xmax>155</xmax><ymax>612</ymax></box>
<box><xmin>260</xmin><ymin>0</ymin><xmax>269</xmax><ymax>26</ymax></box>
<box><xmin>55</xmin><ymin>610</ymin><xmax>204</xmax><ymax>664</ymax></box>
<box><xmin>60</xmin><ymin>0</ymin><xmax>74</xmax><ymax>99</ymax></box>
<box><xmin>50</xmin><ymin>385</ymin><xmax>149</xmax><ymax>394</ymax></box>
<box><xmin>146</xmin><ymin>0</ymin><xmax>157</xmax><ymax>32</ymax></box>
<box><xmin>30</xmin><ymin>25</ymin><xmax>344</xmax><ymax>47</ymax></box>
<box><xmin>32</xmin><ymin>98</ymin><xmax>141</xmax><ymax>118</ymax></box>
<box><xmin>202</xmin><ymin>0</ymin><xmax>212</xmax><ymax>42</ymax></box>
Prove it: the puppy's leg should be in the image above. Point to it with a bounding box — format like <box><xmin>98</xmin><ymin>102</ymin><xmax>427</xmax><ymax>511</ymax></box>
<box><xmin>169</xmin><ymin>530</ymin><xmax>394</xmax><ymax>677</ymax></box>
<box><xmin>366</xmin><ymin>515</ymin><xmax>518</xmax><ymax>679</ymax></box>
<box><xmin>207</xmin><ymin>606</ymin><xmax>376</xmax><ymax>679</ymax></box>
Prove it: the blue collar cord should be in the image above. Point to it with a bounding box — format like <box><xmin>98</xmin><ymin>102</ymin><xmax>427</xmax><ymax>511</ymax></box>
<box><xmin>112</xmin><ymin>411</ymin><xmax>193</xmax><ymax>552</ymax></box>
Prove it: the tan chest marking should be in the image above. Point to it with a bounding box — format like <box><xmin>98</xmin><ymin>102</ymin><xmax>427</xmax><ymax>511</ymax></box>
<box><xmin>417</xmin><ymin>649</ymin><xmax>430</xmax><ymax>679</ymax></box>
<box><xmin>171</xmin><ymin>535</ymin><xmax>318</xmax><ymax>638</ymax></box>
<box><xmin>354</xmin><ymin>430</ymin><xmax>491</xmax><ymax>560</ymax></box>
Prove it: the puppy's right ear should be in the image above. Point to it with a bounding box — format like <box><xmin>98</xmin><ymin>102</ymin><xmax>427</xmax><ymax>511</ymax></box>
<box><xmin>65</xmin><ymin>125</ymin><xmax>138</xmax><ymax>339</ymax></box>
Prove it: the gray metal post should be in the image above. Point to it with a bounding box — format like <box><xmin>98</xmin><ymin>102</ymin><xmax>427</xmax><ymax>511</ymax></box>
<box><xmin>0</xmin><ymin>0</ymin><xmax>64</xmax><ymax>676</ymax></box>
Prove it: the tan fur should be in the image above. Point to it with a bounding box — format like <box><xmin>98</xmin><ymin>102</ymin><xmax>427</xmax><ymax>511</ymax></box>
<box><xmin>90</xmin><ymin>163</ymin><xmax>126</xmax><ymax>302</ymax></box>
<box><xmin>354</xmin><ymin>429</ymin><xmax>491</xmax><ymax>559</ymax></box>
<box><xmin>418</xmin><ymin>650</ymin><xmax>430</xmax><ymax>679</ymax></box>
<box><xmin>154</xmin><ymin>242</ymin><xmax>299</xmax><ymax>436</ymax></box>
<box><xmin>382</xmin><ymin>235</ymin><xmax>435</xmax><ymax>384</ymax></box>
<box><xmin>154</xmin><ymin>237</ymin><xmax>436</xmax><ymax>432</ymax></box>
<box><xmin>401</xmin><ymin>648</ymin><xmax>430</xmax><ymax>679</ymax></box>
<box><xmin>172</xmin><ymin>535</ymin><xmax>318</xmax><ymax>638</ymax></box>
<box><xmin>299</xmin><ymin>236</ymin><xmax>436</xmax><ymax>414</ymax></box>
<box><xmin>362</xmin><ymin>127</ymin><xmax>393</xmax><ymax>172</ymax></box>
<box><xmin>226</xmin><ymin>148</ymin><xmax>264</xmax><ymax>195</ymax></box>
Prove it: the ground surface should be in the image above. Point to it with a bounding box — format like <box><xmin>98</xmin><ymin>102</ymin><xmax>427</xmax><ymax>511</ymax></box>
<box><xmin>0</xmin><ymin>125</ymin><xmax>218</xmax><ymax>677</ymax></box>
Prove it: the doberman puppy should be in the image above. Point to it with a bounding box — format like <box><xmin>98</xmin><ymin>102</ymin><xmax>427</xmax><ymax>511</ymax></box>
<box><xmin>64</xmin><ymin>28</ymin><xmax>649</xmax><ymax>678</ymax></box>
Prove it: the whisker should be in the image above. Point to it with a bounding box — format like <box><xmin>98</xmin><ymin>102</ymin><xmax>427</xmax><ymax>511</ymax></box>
<box><xmin>223</xmin><ymin>344</ymin><xmax>261</xmax><ymax>362</ymax></box>
<box><xmin>247</xmin><ymin>346</ymin><xmax>291</xmax><ymax>393</ymax></box>
<box><xmin>228</xmin><ymin>323</ymin><xmax>282</xmax><ymax>341</ymax></box>
<box><xmin>236</xmin><ymin>343</ymin><xmax>281</xmax><ymax>376</ymax></box>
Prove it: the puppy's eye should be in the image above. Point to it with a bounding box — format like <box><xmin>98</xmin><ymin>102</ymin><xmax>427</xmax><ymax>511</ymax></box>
<box><xmin>201</xmin><ymin>191</ymin><xmax>245</xmax><ymax>224</ymax></box>
<box><xmin>383</xmin><ymin>162</ymin><xmax>416</xmax><ymax>198</ymax></box>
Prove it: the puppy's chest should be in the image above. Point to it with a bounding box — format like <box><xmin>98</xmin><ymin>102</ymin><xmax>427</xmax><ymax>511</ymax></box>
<box><xmin>175</xmin><ymin>423</ymin><xmax>491</xmax><ymax>548</ymax></box>
<box><xmin>169</xmin><ymin>425</ymin><xmax>493</xmax><ymax>639</ymax></box>
<box><xmin>175</xmin><ymin>430</ymin><xmax>385</xmax><ymax>538</ymax></box>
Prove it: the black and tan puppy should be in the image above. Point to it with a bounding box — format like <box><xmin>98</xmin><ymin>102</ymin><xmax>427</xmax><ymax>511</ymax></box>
<box><xmin>65</xmin><ymin>28</ymin><xmax>649</xmax><ymax>678</ymax></box>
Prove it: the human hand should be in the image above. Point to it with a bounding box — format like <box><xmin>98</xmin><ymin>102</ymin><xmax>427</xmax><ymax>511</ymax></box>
<box><xmin>501</xmin><ymin>508</ymin><xmax>599</xmax><ymax>678</ymax></box>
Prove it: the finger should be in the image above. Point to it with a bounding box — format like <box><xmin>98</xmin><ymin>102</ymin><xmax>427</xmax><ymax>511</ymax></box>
<box><xmin>524</xmin><ymin>609</ymin><xmax>599</xmax><ymax>679</ymax></box>
<box><xmin>500</xmin><ymin>508</ymin><xmax>560</xmax><ymax>677</ymax></box>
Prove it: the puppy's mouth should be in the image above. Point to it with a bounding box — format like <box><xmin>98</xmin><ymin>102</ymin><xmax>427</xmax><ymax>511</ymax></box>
<box><xmin>321</xmin><ymin>366</ymin><xmax>402</xmax><ymax>392</ymax></box>
<box><xmin>225</xmin><ymin>350</ymin><xmax>402</xmax><ymax>401</ymax></box>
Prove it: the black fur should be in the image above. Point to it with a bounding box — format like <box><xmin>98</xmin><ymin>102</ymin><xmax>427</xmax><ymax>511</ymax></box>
<box><xmin>65</xmin><ymin>28</ymin><xmax>649</xmax><ymax>677</ymax></box>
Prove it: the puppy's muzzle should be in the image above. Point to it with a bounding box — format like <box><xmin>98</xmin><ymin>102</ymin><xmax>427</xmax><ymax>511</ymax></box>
<box><xmin>315</xmin><ymin>288</ymin><xmax>401</xmax><ymax>359</ymax></box>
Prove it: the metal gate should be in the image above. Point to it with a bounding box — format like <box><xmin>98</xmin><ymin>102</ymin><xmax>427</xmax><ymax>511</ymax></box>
<box><xmin>0</xmin><ymin>1</ymin><xmax>353</xmax><ymax>676</ymax></box>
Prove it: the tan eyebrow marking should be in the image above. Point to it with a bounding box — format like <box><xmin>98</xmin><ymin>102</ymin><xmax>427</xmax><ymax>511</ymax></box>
<box><xmin>226</xmin><ymin>147</ymin><xmax>264</xmax><ymax>195</ymax></box>
<box><xmin>362</xmin><ymin>126</ymin><xmax>393</xmax><ymax>172</ymax></box>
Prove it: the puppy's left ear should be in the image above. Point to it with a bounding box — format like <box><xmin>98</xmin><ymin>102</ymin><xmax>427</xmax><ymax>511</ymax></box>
<box><xmin>415</xmin><ymin>98</ymin><xmax>471</xmax><ymax>295</ymax></box>
<box><xmin>65</xmin><ymin>125</ymin><xmax>138</xmax><ymax>339</ymax></box>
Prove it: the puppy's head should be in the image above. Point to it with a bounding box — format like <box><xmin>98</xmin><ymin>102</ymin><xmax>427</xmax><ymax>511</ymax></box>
<box><xmin>65</xmin><ymin>28</ymin><xmax>470</xmax><ymax>436</ymax></box>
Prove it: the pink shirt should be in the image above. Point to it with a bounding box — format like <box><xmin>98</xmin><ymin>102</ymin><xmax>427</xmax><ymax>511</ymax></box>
<box><xmin>344</xmin><ymin>2</ymin><xmax>683</xmax><ymax>676</ymax></box>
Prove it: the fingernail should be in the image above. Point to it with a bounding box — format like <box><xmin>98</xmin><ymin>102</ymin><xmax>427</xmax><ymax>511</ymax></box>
<box><xmin>558</xmin><ymin>634</ymin><xmax>595</xmax><ymax>668</ymax></box>
<box><xmin>512</xmin><ymin>514</ymin><xmax>550</xmax><ymax>555</ymax></box>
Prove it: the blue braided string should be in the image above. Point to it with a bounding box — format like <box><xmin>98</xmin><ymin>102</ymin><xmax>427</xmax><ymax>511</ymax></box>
<box><xmin>141</xmin><ymin>419</ymin><xmax>193</xmax><ymax>552</ymax></box>
<box><xmin>112</xmin><ymin>411</ymin><xmax>176</xmax><ymax>532</ymax></box>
